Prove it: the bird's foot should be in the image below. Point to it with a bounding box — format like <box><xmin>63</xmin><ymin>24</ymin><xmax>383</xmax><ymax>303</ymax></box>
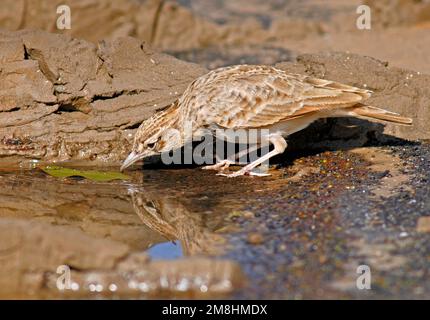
<box><xmin>202</xmin><ymin>159</ymin><xmax>235</xmax><ymax>171</ymax></box>
<box><xmin>217</xmin><ymin>168</ymin><xmax>271</xmax><ymax>178</ymax></box>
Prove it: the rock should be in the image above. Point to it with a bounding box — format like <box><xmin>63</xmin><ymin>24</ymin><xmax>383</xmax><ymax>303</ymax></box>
<box><xmin>0</xmin><ymin>218</ymin><xmax>130</xmax><ymax>294</ymax></box>
<box><xmin>143</xmin><ymin>257</ymin><xmax>245</xmax><ymax>296</ymax></box>
<box><xmin>0</xmin><ymin>0</ymin><xmax>143</xmax><ymax>43</ymax></box>
<box><xmin>0</xmin><ymin>0</ymin><xmax>325</xmax><ymax>52</ymax></box>
<box><xmin>0</xmin><ymin>219</ymin><xmax>130</xmax><ymax>270</ymax></box>
<box><xmin>364</xmin><ymin>0</ymin><xmax>430</xmax><ymax>28</ymax></box>
<box><xmin>0</xmin><ymin>0</ymin><xmax>241</xmax><ymax>49</ymax></box>
<box><xmin>242</xmin><ymin>211</ymin><xmax>255</xmax><ymax>219</ymax></box>
<box><xmin>276</xmin><ymin>52</ymin><xmax>430</xmax><ymax>142</ymax></box>
<box><xmin>0</xmin><ymin>29</ymin><xmax>206</xmax><ymax>165</ymax></box>
<box><xmin>42</xmin><ymin>257</ymin><xmax>245</xmax><ymax>298</ymax></box>
<box><xmin>0</xmin><ymin>218</ymin><xmax>244</xmax><ymax>298</ymax></box>
<box><xmin>0</xmin><ymin>172</ymin><xmax>168</xmax><ymax>249</ymax></box>
<box><xmin>416</xmin><ymin>216</ymin><xmax>430</xmax><ymax>233</ymax></box>
<box><xmin>247</xmin><ymin>232</ymin><xmax>264</xmax><ymax>245</ymax></box>
<box><xmin>1</xmin><ymin>31</ymin><xmax>428</xmax><ymax>165</ymax></box>
<box><xmin>169</xmin><ymin>45</ymin><xmax>294</xmax><ymax>70</ymax></box>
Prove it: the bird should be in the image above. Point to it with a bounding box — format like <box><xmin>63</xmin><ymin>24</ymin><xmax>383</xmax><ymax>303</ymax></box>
<box><xmin>129</xmin><ymin>188</ymin><xmax>223</xmax><ymax>254</ymax></box>
<box><xmin>120</xmin><ymin>65</ymin><xmax>412</xmax><ymax>177</ymax></box>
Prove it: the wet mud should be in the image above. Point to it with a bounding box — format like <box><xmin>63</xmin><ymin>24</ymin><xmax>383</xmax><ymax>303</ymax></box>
<box><xmin>1</xmin><ymin>139</ymin><xmax>429</xmax><ymax>299</ymax></box>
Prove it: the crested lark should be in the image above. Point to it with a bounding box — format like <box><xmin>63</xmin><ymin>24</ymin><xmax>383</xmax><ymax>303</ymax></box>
<box><xmin>121</xmin><ymin>65</ymin><xmax>412</xmax><ymax>177</ymax></box>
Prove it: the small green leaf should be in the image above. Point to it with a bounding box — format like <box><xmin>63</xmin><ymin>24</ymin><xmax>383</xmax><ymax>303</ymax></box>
<box><xmin>40</xmin><ymin>166</ymin><xmax>131</xmax><ymax>182</ymax></box>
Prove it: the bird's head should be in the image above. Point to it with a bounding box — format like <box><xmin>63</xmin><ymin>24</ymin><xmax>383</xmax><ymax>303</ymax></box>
<box><xmin>120</xmin><ymin>105</ymin><xmax>182</xmax><ymax>171</ymax></box>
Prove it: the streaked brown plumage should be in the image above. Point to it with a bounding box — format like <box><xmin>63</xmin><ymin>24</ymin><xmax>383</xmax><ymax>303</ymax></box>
<box><xmin>130</xmin><ymin>189</ymin><xmax>223</xmax><ymax>255</ymax></box>
<box><xmin>121</xmin><ymin>65</ymin><xmax>412</xmax><ymax>177</ymax></box>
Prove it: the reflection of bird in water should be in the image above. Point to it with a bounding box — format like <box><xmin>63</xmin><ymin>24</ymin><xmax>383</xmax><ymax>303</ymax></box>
<box><xmin>121</xmin><ymin>65</ymin><xmax>412</xmax><ymax>177</ymax></box>
<box><xmin>129</xmin><ymin>189</ymin><xmax>224</xmax><ymax>256</ymax></box>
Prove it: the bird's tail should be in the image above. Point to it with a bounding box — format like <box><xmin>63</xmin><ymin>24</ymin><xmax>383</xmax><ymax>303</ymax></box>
<box><xmin>349</xmin><ymin>104</ymin><xmax>413</xmax><ymax>126</ymax></box>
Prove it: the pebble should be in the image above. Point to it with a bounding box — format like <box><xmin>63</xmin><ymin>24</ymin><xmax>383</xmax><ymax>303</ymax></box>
<box><xmin>242</xmin><ymin>211</ymin><xmax>255</xmax><ymax>219</ymax></box>
<box><xmin>416</xmin><ymin>216</ymin><xmax>430</xmax><ymax>233</ymax></box>
<box><xmin>247</xmin><ymin>232</ymin><xmax>264</xmax><ymax>245</ymax></box>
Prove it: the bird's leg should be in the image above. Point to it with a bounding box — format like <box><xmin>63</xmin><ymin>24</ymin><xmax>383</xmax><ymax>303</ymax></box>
<box><xmin>234</xmin><ymin>143</ymin><xmax>260</xmax><ymax>163</ymax></box>
<box><xmin>218</xmin><ymin>135</ymin><xmax>287</xmax><ymax>177</ymax></box>
<box><xmin>202</xmin><ymin>144</ymin><xmax>260</xmax><ymax>171</ymax></box>
<box><xmin>202</xmin><ymin>159</ymin><xmax>235</xmax><ymax>171</ymax></box>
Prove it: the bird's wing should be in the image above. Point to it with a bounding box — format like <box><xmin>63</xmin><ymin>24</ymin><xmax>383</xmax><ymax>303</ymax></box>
<box><xmin>207</xmin><ymin>69</ymin><xmax>371</xmax><ymax>129</ymax></box>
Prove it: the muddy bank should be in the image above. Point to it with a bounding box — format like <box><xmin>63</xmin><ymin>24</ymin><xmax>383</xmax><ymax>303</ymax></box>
<box><xmin>10</xmin><ymin>0</ymin><xmax>427</xmax><ymax>53</ymax></box>
<box><xmin>1</xmin><ymin>29</ymin><xmax>428</xmax><ymax>165</ymax></box>
<box><xmin>276</xmin><ymin>53</ymin><xmax>430</xmax><ymax>143</ymax></box>
<box><xmin>0</xmin><ymin>29</ymin><xmax>206</xmax><ymax>165</ymax></box>
<box><xmin>365</xmin><ymin>0</ymin><xmax>430</xmax><ymax>28</ymax></box>
<box><xmin>0</xmin><ymin>0</ymin><xmax>326</xmax><ymax>51</ymax></box>
<box><xmin>3</xmin><ymin>0</ymin><xmax>430</xmax><ymax>74</ymax></box>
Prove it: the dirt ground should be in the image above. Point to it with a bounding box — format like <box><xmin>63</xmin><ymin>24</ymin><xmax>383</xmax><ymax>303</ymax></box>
<box><xmin>0</xmin><ymin>0</ymin><xmax>430</xmax><ymax>299</ymax></box>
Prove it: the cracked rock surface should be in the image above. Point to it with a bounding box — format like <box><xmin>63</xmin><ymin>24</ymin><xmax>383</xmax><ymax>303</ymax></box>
<box><xmin>1</xmin><ymin>30</ymin><xmax>428</xmax><ymax>166</ymax></box>
<box><xmin>0</xmin><ymin>30</ymin><xmax>206</xmax><ymax>165</ymax></box>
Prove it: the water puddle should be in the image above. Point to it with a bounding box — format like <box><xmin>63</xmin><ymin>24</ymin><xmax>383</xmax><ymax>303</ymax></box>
<box><xmin>1</xmin><ymin>144</ymin><xmax>428</xmax><ymax>299</ymax></box>
<box><xmin>146</xmin><ymin>241</ymin><xmax>183</xmax><ymax>260</ymax></box>
<box><xmin>0</xmin><ymin>165</ymin><xmax>252</xmax><ymax>298</ymax></box>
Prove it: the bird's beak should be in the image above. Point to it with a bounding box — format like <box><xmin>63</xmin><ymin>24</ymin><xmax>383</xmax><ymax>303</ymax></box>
<box><xmin>120</xmin><ymin>151</ymin><xmax>144</xmax><ymax>171</ymax></box>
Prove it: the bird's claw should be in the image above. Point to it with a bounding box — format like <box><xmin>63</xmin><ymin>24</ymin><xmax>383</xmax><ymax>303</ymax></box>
<box><xmin>202</xmin><ymin>160</ymin><xmax>234</xmax><ymax>171</ymax></box>
<box><xmin>217</xmin><ymin>169</ymin><xmax>271</xmax><ymax>178</ymax></box>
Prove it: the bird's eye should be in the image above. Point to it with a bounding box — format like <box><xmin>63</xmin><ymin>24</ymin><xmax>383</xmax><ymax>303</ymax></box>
<box><xmin>146</xmin><ymin>142</ymin><xmax>156</xmax><ymax>150</ymax></box>
<box><xmin>145</xmin><ymin>201</ymin><xmax>155</xmax><ymax>209</ymax></box>
<box><xmin>143</xmin><ymin>201</ymin><xmax>158</xmax><ymax>215</ymax></box>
